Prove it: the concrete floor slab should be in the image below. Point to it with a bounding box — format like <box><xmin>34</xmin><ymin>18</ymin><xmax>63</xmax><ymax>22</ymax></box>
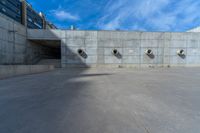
<box><xmin>0</xmin><ymin>68</ymin><xmax>200</xmax><ymax>133</ymax></box>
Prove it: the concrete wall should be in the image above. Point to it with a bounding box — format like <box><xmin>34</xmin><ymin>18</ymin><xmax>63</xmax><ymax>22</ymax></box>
<box><xmin>1</xmin><ymin>12</ymin><xmax>199</xmax><ymax>68</ymax></box>
<box><xmin>0</xmin><ymin>13</ymin><xmax>27</xmax><ymax>65</ymax></box>
<box><xmin>26</xmin><ymin>41</ymin><xmax>44</xmax><ymax>64</ymax></box>
<box><xmin>26</xmin><ymin>40</ymin><xmax>61</xmax><ymax>64</ymax></box>
<box><xmin>0</xmin><ymin>65</ymin><xmax>54</xmax><ymax>79</ymax></box>
<box><xmin>64</xmin><ymin>31</ymin><xmax>200</xmax><ymax>67</ymax></box>
<box><xmin>0</xmin><ymin>14</ymin><xmax>58</xmax><ymax>65</ymax></box>
<box><xmin>27</xmin><ymin>30</ymin><xmax>200</xmax><ymax>68</ymax></box>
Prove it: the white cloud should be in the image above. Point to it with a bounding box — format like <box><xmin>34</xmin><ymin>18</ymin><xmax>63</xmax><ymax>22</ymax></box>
<box><xmin>51</xmin><ymin>8</ymin><xmax>80</xmax><ymax>21</ymax></box>
<box><xmin>98</xmin><ymin>0</ymin><xmax>171</xmax><ymax>30</ymax></box>
<box><xmin>97</xmin><ymin>0</ymin><xmax>200</xmax><ymax>31</ymax></box>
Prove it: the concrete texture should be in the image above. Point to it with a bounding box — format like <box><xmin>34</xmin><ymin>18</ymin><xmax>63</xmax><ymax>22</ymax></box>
<box><xmin>26</xmin><ymin>40</ymin><xmax>61</xmax><ymax>65</ymax></box>
<box><xmin>27</xmin><ymin>30</ymin><xmax>200</xmax><ymax>68</ymax></box>
<box><xmin>0</xmin><ymin>65</ymin><xmax>54</xmax><ymax>79</ymax></box>
<box><xmin>0</xmin><ymin>68</ymin><xmax>200</xmax><ymax>133</ymax></box>
<box><xmin>1</xmin><ymin>12</ymin><xmax>200</xmax><ymax>68</ymax></box>
<box><xmin>0</xmin><ymin>13</ymin><xmax>27</xmax><ymax>65</ymax></box>
<box><xmin>0</xmin><ymin>14</ymin><xmax>60</xmax><ymax>65</ymax></box>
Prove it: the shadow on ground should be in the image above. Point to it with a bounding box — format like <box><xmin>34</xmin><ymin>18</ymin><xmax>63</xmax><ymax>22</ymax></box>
<box><xmin>1</xmin><ymin>68</ymin><xmax>200</xmax><ymax>133</ymax></box>
<box><xmin>0</xmin><ymin>68</ymin><xmax>113</xmax><ymax>133</ymax></box>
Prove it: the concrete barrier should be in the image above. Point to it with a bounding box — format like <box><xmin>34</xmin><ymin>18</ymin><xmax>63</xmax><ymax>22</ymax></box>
<box><xmin>0</xmin><ymin>65</ymin><xmax>55</xmax><ymax>79</ymax></box>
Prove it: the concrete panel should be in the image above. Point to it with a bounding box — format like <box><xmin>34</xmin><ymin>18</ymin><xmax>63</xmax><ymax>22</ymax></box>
<box><xmin>170</xmin><ymin>33</ymin><xmax>187</xmax><ymax>40</ymax></box>
<box><xmin>123</xmin><ymin>56</ymin><xmax>140</xmax><ymax>64</ymax></box>
<box><xmin>44</xmin><ymin>30</ymin><xmax>65</xmax><ymax>39</ymax></box>
<box><xmin>0</xmin><ymin>65</ymin><xmax>54</xmax><ymax>79</ymax></box>
<box><xmin>66</xmin><ymin>30</ymin><xmax>86</xmax><ymax>38</ymax></box>
<box><xmin>67</xmin><ymin>38</ymin><xmax>85</xmax><ymax>47</ymax></box>
<box><xmin>14</xmin><ymin>54</ymin><xmax>25</xmax><ymax>64</ymax></box>
<box><xmin>7</xmin><ymin>32</ymin><xmax>15</xmax><ymax>42</ymax></box>
<box><xmin>97</xmin><ymin>31</ymin><xmax>125</xmax><ymax>40</ymax></box>
<box><xmin>84</xmin><ymin>31</ymin><xmax>98</xmax><ymax>39</ymax></box>
<box><xmin>141</xmin><ymin>40</ymin><xmax>158</xmax><ymax>47</ymax></box>
<box><xmin>186</xmin><ymin>32</ymin><xmax>200</xmax><ymax>40</ymax></box>
<box><xmin>123</xmin><ymin>48</ymin><xmax>140</xmax><ymax>56</ymax></box>
<box><xmin>28</xmin><ymin>30</ymin><xmax>64</xmax><ymax>40</ymax></box>
<box><xmin>61</xmin><ymin>30</ymin><xmax>200</xmax><ymax>67</ymax></box>
<box><xmin>104</xmin><ymin>56</ymin><xmax>122</xmax><ymax>64</ymax></box>
<box><xmin>170</xmin><ymin>56</ymin><xmax>186</xmax><ymax>64</ymax></box>
<box><xmin>104</xmin><ymin>48</ymin><xmax>123</xmax><ymax>56</ymax></box>
<box><xmin>123</xmin><ymin>39</ymin><xmax>140</xmax><ymax>48</ymax></box>
<box><xmin>187</xmin><ymin>48</ymin><xmax>200</xmax><ymax>56</ymax></box>
<box><xmin>163</xmin><ymin>55</ymin><xmax>170</xmax><ymax>65</ymax></box>
<box><xmin>85</xmin><ymin>48</ymin><xmax>97</xmax><ymax>55</ymax></box>
<box><xmin>141</xmin><ymin>32</ymin><xmax>163</xmax><ymax>40</ymax></box>
<box><xmin>14</xmin><ymin>44</ymin><xmax>26</xmax><ymax>54</ymax></box>
<box><xmin>0</xmin><ymin>14</ymin><xmax>14</xmax><ymax>30</ymax></box>
<box><xmin>14</xmin><ymin>23</ymin><xmax>26</xmax><ymax>36</ymax></box>
<box><xmin>140</xmin><ymin>48</ymin><xmax>159</xmax><ymax>56</ymax></box>
<box><xmin>186</xmin><ymin>56</ymin><xmax>200</xmax><ymax>64</ymax></box>
<box><xmin>15</xmin><ymin>34</ymin><xmax>26</xmax><ymax>45</ymax></box>
<box><xmin>120</xmin><ymin>32</ymin><xmax>141</xmax><ymax>40</ymax></box>
<box><xmin>170</xmin><ymin>40</ymin><xmax>187</xmax><ymax>48</ymax></box>
<box><xmin>101</xmin><ymin>40</ymin><xmax>123</xmax><ymax>48</ymax></box>
<box><xmin>0</xmin><ymin>15</ymin><xmax>29</xmax><ymax>65</ymax></box>
<box><xmin>170</xmin><ymin>48</ymin><xmax>187</xmax><ymax>56</ymax></box>
<box><xmin>86</xmin><ymin>56</ymin><xmax>97</xmax><ymax>64</ymax></box>
<box><xmin>2</xmin><ymin>12</ymin><xmax>200</xmax><ymax>68</ymax></box>
<box><xmin>141</xmin><ymin>55</ymin><xmax>159</xmax><ymax>64</ymax></box>
<box><xmin>0</xmin><ymin>28</ymin><xmax>9</xmax><ymax>41</ymax></box>
<box><xmin>85</xmin><ymin>39</ymin><xmax>98</xmax><ymax>48</ymax></box>
<box><xmin>187</xmin><ymin>40</ymin><xmax>199</xmax><ymax>48</ymax></box>
<box><xmin>27</xmin><ymin>29</ymin><xmax>44</xmax><ymax>39</ymax></box>
<box><xmin>65</xmin><ymin>55</ymin><xmax>85</xmax><ymax>64</ymax></box>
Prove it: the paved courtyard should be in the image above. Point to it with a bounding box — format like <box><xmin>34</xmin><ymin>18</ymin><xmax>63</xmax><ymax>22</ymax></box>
<box><xmin>0</xmin><ymin>68</ymin><xmax>200</xmax><ymax>133</ymax></box>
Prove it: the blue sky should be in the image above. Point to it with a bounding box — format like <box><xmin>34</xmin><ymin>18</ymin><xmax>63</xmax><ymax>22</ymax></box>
<box><xmin>27</xmin><ymin>0</ymin><xmax>200</xmax><ymax>31</ymax></box>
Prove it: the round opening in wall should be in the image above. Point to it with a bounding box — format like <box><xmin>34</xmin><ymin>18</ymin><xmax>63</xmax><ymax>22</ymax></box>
<box><xmin>78</xmin><ymin>49</ymin><xmax>84</xmax><ymax>55</ymax></box>
<box><xmin>177</xmin><ymin>49</ymin><xmax>185</xmax><ymax>56</ymax></box>
<box><xmin>180</xmin><ymin>50</ymin><xmax>184</xmax><ymax>54</ymax></box>
<box><xmin>145</xmin><ymin>49</ymin><xmax>153</xmax><ymax>55</ymax></box>
<box><xmin>112</xmin><ymin>49</ymin><xmax>119</xmax><ymax>55</ymax></box>
<box><xmin>77</xmin><ymin>49</ymin><xmax>88</xmax><ymax>59</ymax></box>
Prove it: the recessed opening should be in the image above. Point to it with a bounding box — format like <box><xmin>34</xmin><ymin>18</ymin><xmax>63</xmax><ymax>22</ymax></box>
<box><xmin>77</xmin><ymin>49</ymin><xmax>88</xmax><ymax>59</ymax></box>
<box><xmin>113</xmin><ymin>49</ymin><xmax>118</xmax><ymax>55</ymax></box>
<box><xmin>146</xmin><ymin>49</ymin><xmax>153</xmax><ymax>55</ymax></box>
<box><xmin>29</xmin><ymin>40</ymin><xmax>61</xmax><ymax>68</ymax></box>
<box><xmin>177</xmin><ymin>49</ymin><xmax>185</xmax><ymax>56</ymax></box>
<box><xmin>78</xmin><ymin>49</ymin><xmax>84</xmax><ymax>55</ymax></box>
<box><xmin>180</xmin><ymin>50</ymin><xmax>184</xmax><ymax>54</ymax></box>
<box><xmin>147</xmin><ymin>49</ymin><xmax>152</xmax><ymax>54</ymax></box>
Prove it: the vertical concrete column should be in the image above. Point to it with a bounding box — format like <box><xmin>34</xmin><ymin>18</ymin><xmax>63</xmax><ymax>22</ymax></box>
<box><xmin>20</xmin><ymin>0</ymin><xmax>28</xmax><ymax>65</ymax></box>
<box><xmin>61</xmin><ymin>39</ymin><xmax>66</xmax><ymax>68</ymax></box>
<box><xmin>42</xmin><ymin>18</ymin><xmax>46</xmax><ymax>29</ymax></box>
<box><xmin>21</xmin><ymin>0</ymin><xmax>27</xmax><ymax>27</ymax></box>
<box><xmin>39</xmin><ymin>12</ymin><xmax>46</xmax><ymax>29</ymax></box>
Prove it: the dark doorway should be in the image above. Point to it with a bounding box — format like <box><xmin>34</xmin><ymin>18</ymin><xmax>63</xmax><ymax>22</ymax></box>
<box><xmin>29</xmin><ymin>40</ymin><xmax>61</xmax><ymax>68</ymax></box>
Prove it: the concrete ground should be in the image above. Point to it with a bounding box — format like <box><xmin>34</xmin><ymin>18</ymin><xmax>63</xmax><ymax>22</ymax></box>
<box><xmin>0</xmin><ymin>68</ymin><xmax>200</xmax><ymax>133</ymax></box>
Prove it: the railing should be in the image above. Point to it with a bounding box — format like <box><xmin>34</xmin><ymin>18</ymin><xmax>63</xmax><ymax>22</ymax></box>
<box><xmin>0</xmin><ymin>0</ymin><xmax>56</xmax><ymax>29</ymax></box>
<box><xmin>0</xmin><ymin>0</ymin><xmax>22</xmax><ymax>23</ymax></box>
